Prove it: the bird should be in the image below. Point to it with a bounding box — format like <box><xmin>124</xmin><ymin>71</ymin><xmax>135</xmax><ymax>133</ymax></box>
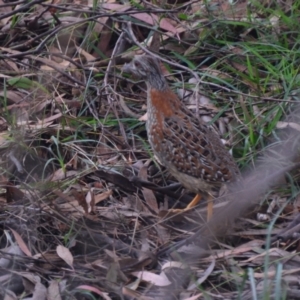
<box><xmin>122</xmin><ymin>54</ymin><xmax>240</xmax><ymax>220</ymax></box>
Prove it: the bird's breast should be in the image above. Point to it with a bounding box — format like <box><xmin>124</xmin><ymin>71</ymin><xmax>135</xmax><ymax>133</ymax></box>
<box><xmin>147</xmin><ymin>105</ymin><xmax>164</xmax><ymax>155</ymax></box>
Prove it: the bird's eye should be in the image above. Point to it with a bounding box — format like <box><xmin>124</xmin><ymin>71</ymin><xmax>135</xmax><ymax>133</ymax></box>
<box><xmin>134</xmin><ymin>61</ymin><xmax>141</xmax><ymax>68</ymax></box>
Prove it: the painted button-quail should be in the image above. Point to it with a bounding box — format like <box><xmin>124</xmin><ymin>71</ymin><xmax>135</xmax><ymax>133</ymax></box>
<box><xmin>123</xmin><ymin>55</ymin><xmax>240</xmax><ymax>220</ymax></box>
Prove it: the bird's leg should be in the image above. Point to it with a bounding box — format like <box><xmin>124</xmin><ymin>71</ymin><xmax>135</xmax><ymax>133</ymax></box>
<box><xmin>186</xmin><ymin>194</ymin><xmax>201</xmax><ymax>209</ymax></box>
<box><xmin>166</xmin><ymin>193</ymin><xmax>213</xmax><ymax>221</ymax></box>
<box><xmin>166</xmin><ymin>194</ymin><xmax>201</xmax><ymax>215</ymax></box>
<box><xmin>186</xmin><ymin>193</ymin><xmax>213</xmax><ymax>221</ymax></box>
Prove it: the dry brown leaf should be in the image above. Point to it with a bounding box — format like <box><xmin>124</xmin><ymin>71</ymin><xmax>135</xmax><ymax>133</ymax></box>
<box><xmin>0</xmin><ymin>0</ymin><xmax>13</xmax><ymax>26</ymax></box>
<box><xmin>40</xmin><ymin>60</ymin><xmax>70</xmax><ymax>71</ymax></box>
<box><xmin>0</xmin><ymin>245</ymin><xmax>24</xmax><ymax>268</ymax></box>
<box><xmin>0</xmin><ymin>47</ymin><xmax>73</xmax><ymax>72</ymax></box>
<box><xmin>277</xmin><ymin>121</ymin><xmax>300</xmax><ymax>132</ymax></box>
<box><xmin>253</xmin><ymin>267</ymin><xmax>300</xmax><ymax>279</ymax></box>
<box><xmin>0</xmin><ymin>74</ymin><xmax>11</xmax><ymax>79</ymax></box>
<box><xmin>2</xmin><ymin>289</ymin><xmax>17</xmax><ymax>300</ymax></box>
<box><xmin>3</xmin><ymin>60</ymin><xmax>19</xmax><ymax>73</ymax></box>
<box><xmin>49</xmin><ymin>46</ymin><xmax>64</xmax><ymax>63</ymax></box>
<box><xmin>94</xmin><ymin>189</ymin><xmax>113</xmax><ymax>204</ymax></box>
<box><xmin>9</xmin><ymin>228</ymin><xmax>32</xmax><ymax>257</ymax></box>
<box><xmin>48</xmin><ymin>190</ymin><xmax>86</xmax><ymax>218</ymax></box>
<box><xmin>131</xmin><ymin>271</ymin><xmax>171</xmax><ymax>286</ymax></box>
<box><xmin>31</xmin><ymin>98</ymin><xmax>52</xmax><ymax>115</ymax></box>
<box><xmin>32</xmin><ymin>282</ymin><xmax>47</xmax><ymax>300</ymax></box>
<box><xmin>102</xmin><ymin>3</ymin><xmax>130</xmax><ymax>12</ymax></box>
<box><xmin>202</xmin><ymin>239</ymin><xmax>265</xmax><ymax>262</ymax></box>
<box><xmin>21</xmin><ymin>273</ymin><xmax>40</xmax><ymax>296</ymax></box>
<box><xmin>76</xmin><ymin>285</ymin><xmax>111</xmax><ymax>300</ymax></box>
<box><xmin>0</xmin><ymin>91</ymin><xmax>23</xmax><ymax>103</ymax></box>
<box><xmin>22</xmin><ymin>122</ymin><xmax>54</xmax><ymax>130</ymax></box>
<box><xmin>149</xmin><ymin>31</ymin><xmax>161</xmax><ymax>52</ymax></box>
<box><xmin>47</xmin><ymin>280</ymin><xmax>62</xmax><ymax>300</ymax></box>
<box><xmin>139</xmin><ymin>112</ymin><xmax>148</xmax><ymax>121</ymax></box>
<box><xmin>6</xmin><ymin>182</ymin><xmax>25</xmax><ymax>203</ymax></box>
<box><xmin>241</xmin><ymin>247</ymin><xmax>300</xmax><ymax>266</ymax></box>
<box><xmin>161</xmin><ymin>261</ymin><xmax>187</xmax><ymax>270</ymax></box>
<box><xmin>138</xmin><ymin>161</ymin><xmax>158</xmax><ymax>213</ymax></box>
<box><xmin>132</xmin><ymin>13</ymin><xmax>178</xmax><ymax>35</ymax></box>
<box><xmin>101</xmin><ymin>3</ymin><xmax>177</xmax><ymax>35</ymax></box>
<box><xmin>17</xmin><ymin>110</ymin><xmax>59</xmax><ymax>127</ymax></box>
<box><xmin>94</xmin><ymin>16</ymin><xmax>111</xmax><ymax>57</ymax></box>
<box><xmin>56</xmin><ymin>245</ymin><xmax>74</xmax><ymax>269</ymax></box>
<box><xmin>76</xmin><ymin>46</ymin><xmax>96</xmax><ymax>62</ymax></box>
<box><xmin>49</xmin><ymin>169</ymin><xmax>77</xmax><ymax>182</ymax></box>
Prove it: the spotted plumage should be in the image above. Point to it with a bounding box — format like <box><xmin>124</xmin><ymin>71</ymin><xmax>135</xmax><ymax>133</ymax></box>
<box><xmin>123</xmin><ymin>55</ymin><xmax>240</xmax><ymax>218</ymax></box>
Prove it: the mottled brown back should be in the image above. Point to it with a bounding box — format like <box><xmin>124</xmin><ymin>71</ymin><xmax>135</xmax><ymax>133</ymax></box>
<box><xmin>123</xmin><ymin>55</ymin><xmax>240</xmax><ymax>194</ymax></box>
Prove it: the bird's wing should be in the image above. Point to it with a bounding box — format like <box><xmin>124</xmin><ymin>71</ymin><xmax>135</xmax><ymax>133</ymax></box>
<box><xmin>161</xmin><ymin>111</ymin><xmax>239</xmax><ymax>184</ymax></box>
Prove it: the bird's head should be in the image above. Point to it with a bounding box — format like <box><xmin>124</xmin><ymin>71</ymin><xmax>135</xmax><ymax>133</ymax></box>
<box><xmin>122</xmin><ymin>55</ymin><xmax>167</xmax><ymax>90</ymax></box>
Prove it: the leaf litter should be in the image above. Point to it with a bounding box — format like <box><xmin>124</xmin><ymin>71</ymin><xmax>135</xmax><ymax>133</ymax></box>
<box><xmin>0</xmin><ymin>0</ymin><xmax>300</xmax><ymax>299</ymax></box>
